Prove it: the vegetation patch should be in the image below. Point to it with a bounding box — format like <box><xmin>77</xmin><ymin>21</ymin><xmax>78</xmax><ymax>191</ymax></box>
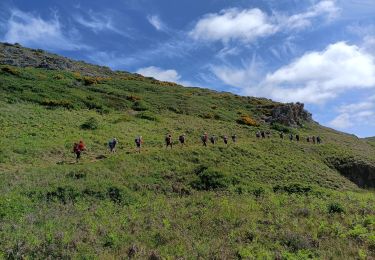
<box><xmin>237</xmin><ymin>115</ymin><xmax>260</xmax><ymax>126</ymax></box>
<box><xmin>80</xmin><ymin>117</ymin><xmax>99</xmax><ymax>130</ymax></box>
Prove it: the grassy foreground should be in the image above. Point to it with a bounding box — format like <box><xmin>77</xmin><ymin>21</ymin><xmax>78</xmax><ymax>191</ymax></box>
<box><xmin>0</xmin><ymin>64</ymin><xmax>374</xmax><ymax>259</ymax></box>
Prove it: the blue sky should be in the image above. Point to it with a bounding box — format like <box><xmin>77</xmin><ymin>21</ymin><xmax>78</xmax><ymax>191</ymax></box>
<box><xmin>1</xmin><ymin>0</ymin><xmax>374</xmax><ymax>137</ymax></box>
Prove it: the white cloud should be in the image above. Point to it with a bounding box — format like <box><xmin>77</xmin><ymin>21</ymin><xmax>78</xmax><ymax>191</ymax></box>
<box><xmin>189</xmin><ymin>8</ymin><xmax>277</xmax><ymax>43</ymax></box>
<box><xmin>2</xmin><ymin>9</ymin><xmax>86</xmax><ymax>51</ymax></box>
<box><xmin>74</xmin><ymin>10</ymin><xmax>129</xmax><ymax>37</ymax></box>
<box><xmin>282</xmin><ymin>0</ymin><xmax>340</xmax><ymax>30</ymax></box>
<box><xmin>329</xmin><ymin>100</ymin><xmax>375</xmax><ymax>129</ymax></box>
<box><xmin>190</xmin><ymin>1</ymin><xmax>340</xmax><ymax>43</ymax></box>
<box><xmin>147</xmin><ymin>15</ymin><xmax>167</xmax><ymax>32</ymax></box>
<box><xmin>212</xmin><ymin>42</ymin><xmax>375</xmax><ymax>104</ymax></box>
<box><xmin>136</xmin><ymin>66</ymin><xmax>181</xmax><ymax>82</ymax></box>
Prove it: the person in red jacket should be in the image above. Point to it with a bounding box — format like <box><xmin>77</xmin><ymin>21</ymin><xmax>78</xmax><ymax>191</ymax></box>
<box><xmin>73</xmin><ymin>140</ymin><xmax>86</xmax><ymax>161</ymax></box>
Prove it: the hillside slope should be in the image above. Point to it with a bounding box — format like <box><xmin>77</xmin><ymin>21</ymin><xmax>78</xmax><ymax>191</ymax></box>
<box><xmin>0</xmin><ymin>43</ymin><xmax>374</xmax><ymax>259</ymax></box>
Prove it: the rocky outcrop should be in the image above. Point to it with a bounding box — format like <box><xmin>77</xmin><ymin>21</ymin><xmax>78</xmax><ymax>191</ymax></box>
<box><xmin>265</xmin><ymin>102</ymin><xmax>313</xmax><ymax>127</ymax></box>
<box><xmin>0</xmin><ymin>42</ymin><xmax>116</xmax><ymax>77</ymax></box>
<box><xmin>327</xmin><ymin>157</ymin><xmax>375</xmax><ymax>188</ymax></box>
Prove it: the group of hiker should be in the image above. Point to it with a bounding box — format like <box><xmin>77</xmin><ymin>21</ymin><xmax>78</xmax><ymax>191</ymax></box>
<box><xmin>255</xmin><ymin>131</ymin><xmax>322</xmax><ymax>144</ymax></box>
<box><xmin>72</xmin><ymin>131</ymin><xmax>321</xmax><ymax>161</ymax></box>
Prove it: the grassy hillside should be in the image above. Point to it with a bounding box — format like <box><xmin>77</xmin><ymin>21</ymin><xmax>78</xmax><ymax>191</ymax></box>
<box><xmin>0</xmin><ymin>61</ymin><xmax>375</xmax><ymax>259</ymax></box>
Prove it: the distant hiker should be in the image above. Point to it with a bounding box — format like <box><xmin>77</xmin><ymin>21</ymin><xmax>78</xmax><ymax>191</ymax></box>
<box><xmin>312</xmin><ymin>136</ymin><xmax>316</xmax><ymax>144</ymax></box>
<box><xmin>289</xmin><ymin>134</ymin><xmax>293</xmax><ymax>141</ymax></box>
<box><xmin>296</xmin><ymin>134</ymin><xmax>300</xmax><ymax>142</ymax></box>
<box><xmin>210</xmin><ymin>135</ymin><xmax>216</xmax><ymax>145</ymax></box>
<box><xmin>179</xmin><ymin>134</ymin><xmax>186</xmax><ymax>146</ymax></box>
<box><xmin>266</xmin><ymin>131</ymin><xmax>271</xmax><ymax>138</ymax></box>
<box><xmin>232</xmin><ymin>134</ymin><xmax>237</xmax><ymax>143</ymax></box>
<box><xmin>201</xmin><ymin>133</ymin><xmax>208</xmax><ymax>147</ymax></box>
<box><xmin>256</xmin><ymin>131</ymin><xmax>261</xmax><ymax>139</ymax></box>
<box><xmin>261</xmin><ymin>131</ymin><xmax>266</xmax><ymax>139</ymax></box>
<box><xmin>135</xmin><ymin>136</ymin><xmax>143</xmax><ymax>153</ymax></box>
<box><xmin>73</xmin><ymin>140</ymin><xmax>85</xmax><ymax>161</ymax></box>
<box><xmin>279</xmin><ymin>132</ymin><xmax>284</xmax><ymax>139</ymax></box>
<box><xmin>108</xmin><ymin>137</ymin><xmax>118</xmax><ymax>153</ymax></box>
<box><xmin>165</xmin><ymin>134</ymin><xmax>173</xmax><ymax>149</ymax></box>
<box><xmin>317</xmin><ymin>136</ymin><xmax>321</xmax><ymax>144</ymax></box>
<box><xmin>307</xmin><ymin>136</ymin><xmax>310</xmax><ymax>143</ymax></box>
<box><xmin>223</xmin><ymin>135</ymin><xmax>228</xmax><ymax>145</ymax></box>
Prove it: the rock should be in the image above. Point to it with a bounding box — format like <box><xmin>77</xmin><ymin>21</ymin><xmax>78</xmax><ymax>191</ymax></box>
<box><xmin>266</xmin><ymin>102</ymin><xmax>313</xmax><ymax>127</ymax></box>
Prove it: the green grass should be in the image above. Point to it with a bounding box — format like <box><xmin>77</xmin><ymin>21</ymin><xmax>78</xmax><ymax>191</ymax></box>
<box><xmin>0</xmin><ymin>65</ymin><xmax>374</xmax><ymax>258</ymax></box>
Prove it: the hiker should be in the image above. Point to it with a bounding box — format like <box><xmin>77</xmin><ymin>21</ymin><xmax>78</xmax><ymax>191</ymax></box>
<box><xmin>232</xmin><ymin>134</ymin><xmax>237</xmax><ymax>143</ymax></box>
<box><xmin>296</xmin><ymin>134</ymin><xmax>300</xmax><ymax>142</ymax></box>
<box><xmin>201</xmin><ymin>133</ymin><xmax>208</xmax><ymax>147</ymax></box>
<box><xmin>312</xmin><ymin>136</ymin><xmax>316</xmax><ymax>144</ymax></box>
<box><xmin>261</xmin><ymin>131</ymin><xmax>266</xmax><ymax>139</ymax></box>
<box><xmin>317</xmin><ymin>136</ymin><xmax>321</xmax><ymax>144</ymax></box>
<box><xmin>256</xmin><ymin>131</ymin><xmax>261</xmax><ymax>139</ymax></box>
<box><xmin>266</xmin><ymin>130</ymin><xmax>271</xmax><ymax>138</ymax></box>
<box><xmin>108</xmin><ymin>137</ymin><xmax>118</xmax><ymax>153</ymax></box>
<box><xmin>135</xmin><ymin>136</ymin><xmax>143</xmax><ymax>153</ymax></box>
<box><xmin>210</xmin><ymin>135</ymin><xmax>216</xmax><ymax>145</ymax></box>
<box><xmin>73</xmin><ymin>140</ymin><xmax>85</xmax><ymax>161</ymax></box>
<box><xmin>223</xmin><ymin>135</ymin><xmax>228</xmax><ymax>145</ymax></box>
<box><xmin>289</xmin><ymin>133</ymin><xmax>293</xmax><ymax>141</ymax></box>
<box><xmin>307</xmin><ymin>136</ymin><xmax>310</xmax><ymax>143</ymax></box>
<box><xmin>165</xmin><ymin>134</ymin><xmax>173</xmax><ymax>149</ymax></box>
<box><xmin>279</xmin><ymin>132</ymin><xmax>284</xmax><ymax>139</ymax></box>
<box><xmin>179</xmin><ymin>134</ymin><xmax>186</xmax><ymax>146</ymax></box>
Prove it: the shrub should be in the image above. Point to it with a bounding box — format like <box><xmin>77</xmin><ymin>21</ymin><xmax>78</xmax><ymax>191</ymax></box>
<box><xmin>53</xmin><ymin>74</ymin><xmax>64</xmax><ymax>80</ymax></box>
<box><xmin>80</xmin><ymin>117</ymin><xmax>99</xmax><ymax>130</ymax></box>
<box><xmin>126</xmin><ymin>95</ymin><xmax>141</xmax><ymax>102</ymax></box>
<box><xmin>237</xmin><ymin>115</ymin><xmax>259</xmax><ymax>126</ymax></box>
<box><xmin>191</xmin><ymin>168</ymin><xmax>228</xmax><ymax>190</ymax></box>
<box><xmin>136</xmin><ymin>111</ymin><xmax>159</xmax><ymax>121</ymax></box>
<box><xmin>40</xmin><ymin>99</ymin><xmax>74</xmax><ymax>109</ymax></box>
<box><xmin>271</xmin><ymin>123</ymin><xmax>291</xmax><ymax>133</ymax></box>
<box><xmin>83</xmin><ymin>76</ymin><xmax>97</xmax><ymax>86</ymax></box>
<box><xmin>1</xmin><ymin>66</ymin><xmax>20</xmax><ymax>76</ymax></box>
<box><xmin>132</xmin><ymin>100</ymin><xmax>149</xmax><ymax>111</ymax></box>
<box><xmin>273</xmin><ymin>183</ymin><xmax>311</xmax><ymax>195</ymax></box>
<box><xmin>328</xmin><ymin>202</ymin><xmax>345</xmax><ymax>214</ymax></box>
<box><xmin>252</xmin><ymin>187</ymin><xmax>266</xmax><ymax>198</ymax></box>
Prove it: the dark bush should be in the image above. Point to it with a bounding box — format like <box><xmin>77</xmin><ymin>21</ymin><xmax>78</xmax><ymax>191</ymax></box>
<box><xmin>1</xmin><ymin>66</ymin><xmax>20</xmax><ymax>76</ymax></box>
<box><xmin>273</xmin><ymin>183</ymin><xmax>311</xmax><ymax>195</ymax></box>
<box><xmin>271</xmin><ymin>123</ymin><xmax>291</xmax><ymax>133</ymax></box>
<box><xmin>107</xmin><ymin>187</ymin><xmax>122</xmax><ymax>204</ymax></box>
<box><xmin>252</xmin><ymin>187</ymin><xmax>266</xmax><ymax>198</ymax></box>
<box><xmin>281</xmin><ymin>232</ymin><xmax>315</xmax><ymax>252</ymax></box>
<box><xmin>132</xmin><ymin>100</ymin><xmax>149</xmax><ymax>111</ymax></box>
<box><xmin>40</xmin><ymin>99</ymin><xmax>74</xmax><ymax>109</ymax></box>
<box><xmin>328</xmin><ymin>202</ymin><xmax>345</xmax><ymax>214</ymax></box>
<box><xmin>80</xmin><ymin>117</ymin><xmax>99</xmax><ymax>130</ymax></box>
<box><xmin>191</xmin><ymin>169</ymin><xmax>228</xmax><ymax>190</ymax></box>
<box><xmin>136</xmin><ymin>111</ymin><xmax>159</xmax><ymax>121</ymax></box>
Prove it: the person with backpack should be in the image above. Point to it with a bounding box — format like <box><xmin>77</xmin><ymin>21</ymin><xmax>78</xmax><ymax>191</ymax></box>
<box><xmin>108</xmin><ymin>137</ymin><xmax>118</xmax><ymax>153</ymax></box>
<box><xmin>210</xmin><ymin>135</ymin><xmax>216</xmax><ymax>145</ymax></box>
<box><xmin>306</xmin><ymin>136</ymin><xmax>310</xmax><ymax>143</ymax></box>
<box><xmin>165</xmin><ymin>134</ymin><xmax>173</xmax><ymax>149</ymax></box>
<box><xmin>312</xmin><ymin>136</ymin><xmax>316</xmax><ymax>144</ymax></box>
<box><xmin>223</xmin><ymin>135</ymin><xmax>228</xmax><ymax>145</ymax></box>
<box><xmin>73</xmin><ymin>140</ymin><xmax>85</xmax><ymax>161</ymax></box>
<box><xmin>135</xmin><ymin>136</ymin><xmax>143</xmax><ymax>153</ymax></box>
<box><xmin>289</xmin><ymin>133</ymin><xmax>293</xmax><ymax>141</ymax></box>
<box><xmin>179</xmin><ymin>134</ymin><xmax>186</xmax><ymax>146</ymax></box>
<box><xmin>261</xmin><ymin>131</ymin><xmax>266</xmax><ymax>139</ymax></box>
<box><xmin>201</xmin><ymin>133</ymin><xmax>208</xmax><ymax>147</ymax></box>
<box><xmin>279</xmin><ymin>132</ymin><xmax>284</xmax><ymax>139</ymax></box>
<box><xmin>296</xmin><ymin>134</ymin><xmax>300</xmax><ymax>142</ymax></box>
<box><xmin>317</xmin><ymin>136</ymin><xmax>321</xmax><ymax>144</ymax></box>
<box><xmin>256</xmin><ymin>131</ymin><xmax>261</xmax><ymax>139</ymax></box>
<box><xmin>266</xmin><ymin>131</ymin><xmax>271</xmax><ymax>138</ymax></box>
<box><xmin>231</xmin><ymin>134</ymin><xmax>237</xmax><ymax>143</ymax></box>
